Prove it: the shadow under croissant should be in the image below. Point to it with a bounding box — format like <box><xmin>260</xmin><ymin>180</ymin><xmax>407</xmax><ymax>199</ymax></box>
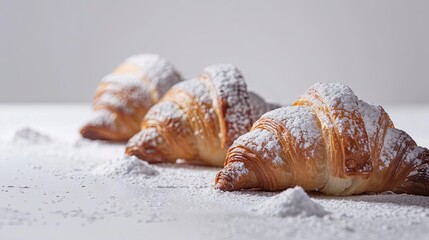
<box><xmin>312</xmin><ymin>191</ymin><xmax>429</xmax><ymax>208</ymax></box>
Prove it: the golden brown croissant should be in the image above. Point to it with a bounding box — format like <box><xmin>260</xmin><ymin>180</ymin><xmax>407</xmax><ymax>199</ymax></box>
<box><xmin>215</xmin><ymin>83</ymin><xmax>429</xmax><ymax>196</ymax></box>
<box><xmin>80</xmin><ymin>54</ymin><xmax>182</xmax><ymax>141</ymax></box>
<box><xmin>125</xmin><ymin>64</ymin><xmax>279</xmax><ymax>166</ymax></box>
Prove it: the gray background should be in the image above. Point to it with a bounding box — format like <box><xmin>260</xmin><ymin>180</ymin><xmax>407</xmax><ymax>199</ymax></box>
<box><xmin>1</xmin><ymin>0</ymin><xmax>428</xmax><ymax>105</ymax></box>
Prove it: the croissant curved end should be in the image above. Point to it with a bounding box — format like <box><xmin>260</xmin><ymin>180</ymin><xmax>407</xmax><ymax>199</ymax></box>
<box><xmin>214</xmin><ymin>169</ymin><xmax>238</xmax><ymax>191</ymax></box>
<box><xmin>214</xmin><ymin>160</ymin><xmax>256</xmax><ymax>191</ymax></box>
<box><xmin>80</xmin><ymin>110</ymin><xmax>130</xmax><ymax>141</ymax></box>
<box><xmin>395</xmin><ymin>148</ymin><xmax>429</xmax><ymax>196</ymax></box>
<box><xmin>80</xmin><ymin>124</ymin><xmax>127</xmax><ymax>142</ymax></box>
<box><xmin>80</xmin><ymin>124</ymin><xmax>103</xmax><ymax>140</ymax></box>
<box><xmin>125</xmin><ymin>128</ymin><xmax>168</xmax><ymax>164</ymax></box>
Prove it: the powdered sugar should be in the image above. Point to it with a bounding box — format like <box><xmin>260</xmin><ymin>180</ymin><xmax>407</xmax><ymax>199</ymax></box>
<box><xmin>380</xmin><ymin>129</ymin><xmax>408</xmax><ymax>166</ymax></box>
<box><xmin>202</xmin><ymin>64</ymin><xmax>252</xmax><ymax>147</ymax></box>
<box><xmin>97</xmin><ymin>73</ymin><xmax>153</xmax><ymax>113</ymax></box>
<box><xmin>404</xmin><ymin>147</ymin><xmax>425</xmax><ymax>165</ymax></box>
<box><xmin>226</xmin><ymin>162</ymin><xmax>249</xmax><ymax>182</ymax></box>
<box><xmin>13</xmin><ymin>127</ymin><xmax>53</xmax><ymax>144</ymax></box>
<box><xmin>127</xmin><ymin>127</ymin><xmax>163</xmax><ymax>152</ymax></box>
<box><xmin>86</xmin><ymin>109</ymin><xmax>116</xmax><ymax>128</ymax></box>
<box><xmin>145</xmin><ymin>100</ymin><xmax>186</xmax><ymax>121</ymax></box>
<box><xmin>233</xmin><ymin>105</ymin><xmax>322</xmax><ymax>165</ymax></box>
<box><xmin>358</xmin><ymin>100</ymin><xmax>383</xmax><ymax>141</ymax></box>
<box><xmin>173</xmin><ymin>78</ymin><xmax>212</xmax><ymax>105</ymax></box>
<box><xmin>233</xmin><ymin>129</ymin><xmax>283</xmax><ymax>165</ymax></box>
<box><xmin>125</xmin><ymin>54</ymin><xmax>182</xmax><ymax>98</ymax></box>
<box><xmin>102</xmin><ymin>73</ymin><xmax>143</xmax><ymax>88</ymax></box>
<box><xmin>296</xmin><ymin>83</ymin><xmax>372</xmax><ymax>172</ymax></box>
<box><xmin>262</xmin><ymin>106</ymin><xmax>322</xmax><ymax>158</ymax></box>
<box><xmin>92</xmin><ymin>155</ymin><xmax>159</xmax><ymax>178</ymax></box>
<box><xmin>310</xmin><ymin>83</ymin><xmax>368</xmax><ymax>150</ymax></box>
<box><xmin>379</xmin><ymin>128</ymin><xmax>425</xmax><ymax>170</ymax></box>
<box><xmin>254</xmin><ymin>186</ymin><xmax>329</xmax><ymax>217</ymax></box>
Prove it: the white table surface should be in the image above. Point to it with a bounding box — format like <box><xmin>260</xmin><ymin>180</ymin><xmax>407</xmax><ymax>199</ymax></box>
<box><xmin>0</xmin><ymin>104</ymin><xmax>428</xmax><ymax>240</ymax></box>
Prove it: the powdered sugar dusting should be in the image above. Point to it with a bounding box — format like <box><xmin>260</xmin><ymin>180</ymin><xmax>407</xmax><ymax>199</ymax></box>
<box><xmin>125</xmin><ymin>54</ymin><xmax>181</xmax><ymax>98</ymax></box>
<box><xmin>202</xmin><ymin>64</ymin><xmax>252</xmax><ymax>146</ymax></box>
<box><xmin>95</xmin><ymin>73</ymin><xmax>153</xmax><ymax>114</ymax></box>
<box><xmin>102</xmin><ymin>72</ymin><xmax>144</xmax><ymax>88</ymax></box>
<box><xmin>358</xmin><ymin>100</ymin><xmax>383</xmax><ymax>142</ymax></box>
<box><xmin>173</xmin><ymin>78</ymin><xmax>212</xmax><ymax>104</ymax></box>
<box><xmin>127</xmin><ymin>127</ymin><xmax>163</xmax><ymax>152</ymax></box>
<box><xmin>379</xmin><ymin>129</ymin><xmax>411</xmax><ymax>170</ymax></box>
<box><xmin>86</xmin><ymin>109</ymin><xmax>116</xmax><ymax>128</ymax></box>
<box><xmin>233</xmin><ymin>129</ymin><xmax>283</xmax><ymax>165</ymax></box>
<box><xmin>227</xmin><ymin>161</ymin><xmax>249</xmax><ymax>182</ymax></box>
<box><xmin>144</xmin><ymin>101</ymin><xmax>186</xmax><ymax>122</ymax></box>
<box><xmin>310</xmin><ymin>83</ymin><xmax>368</xmax><ymax>150</ymax></box>
<box><xmin>404</xmin><ymin>147</ymin><xmax>425</xmax><ymax>167</ymax></box>
<box><xmin>296</xmin><ymin>83</ymin><xmax>372</xmax><ymax>173</ymax></box>
<box><xmin>262</xmin><ymin>106</ymin><xmax>322</xmax><ymax>158</ymax></box>
<box><xmin>255</xmin><ymin>186</ymin><xmax>329</xmax><ymax>217</ymax></box>
<box><xmin>379</xmin><ymin>128</ymin><xmax>424</xmax><ymax>171</ymax></box>
<box><xmin>13</xmin><ymin>128</ymin><xmax>52</xmax><ymax>144</ymax></box>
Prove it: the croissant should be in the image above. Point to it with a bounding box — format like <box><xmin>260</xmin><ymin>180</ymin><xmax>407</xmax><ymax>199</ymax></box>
<box><xmin>125</xmin><ymin>64</ymin><xmax>279</xmax><ymax>166</ymax></box>
<box><xmin>80</xmin><ymin>54</ymin><xmax>182</xmax><ymax>141</ymax></box>
<box><xmin>215</xmin><ymin>83</ymin><xmax>429</xmax><ymax>196</ymax></box>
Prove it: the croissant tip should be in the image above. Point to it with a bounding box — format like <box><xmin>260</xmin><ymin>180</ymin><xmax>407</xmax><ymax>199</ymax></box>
<box><xmin>214</xmin><ymin>171</ymin><xmax>238</xmax><ymax>191</ymax></box>
<box><xmin>125</xmin><ymin>145</ymin><xmax>140</xmax><ymax>157</ymax></box>
<box><xmin>214</xmin><ymin>180</ymin><xmax>234</xmax><ymax>191</ymax></box>
<box><xmin>80</xmin><ymin>124</ymin><xmax>127</xmax><ymax>142</ymax></box>
<box><xmin>125</xmin><ymin>144</ymin><xmax>166</xmax><ymax>164</ymax></box>
<box><xmin>80</xmin><ymin>125</ymin><xmax>102</xmax><ymax>140</ymax></box>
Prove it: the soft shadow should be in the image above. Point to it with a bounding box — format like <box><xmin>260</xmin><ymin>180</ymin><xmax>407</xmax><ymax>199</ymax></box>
<box><xmin>154</xmin><ymin>162</ymin><xmax>221</xmax><ymax>171</ymax></box>
<box><xmin>311</xmin><ymin>192</ymin><xmax>429</xmax><ymax>208</ymax></box>
<box><xmin>216</xmin><ymin>189</ymin><xmax>429</xmax><ymax>207</ymax></box>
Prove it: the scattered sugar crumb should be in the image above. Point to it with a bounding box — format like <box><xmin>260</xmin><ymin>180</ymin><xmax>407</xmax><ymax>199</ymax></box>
<box><xmin>254</xmin><ymin>186</ymin><xmax>329</xmax><ymax>217</ymax></box>
<box><xmin>92</xmin><ymin>155</ymin><xmax>159</xmax><ymax>178</ymax></box>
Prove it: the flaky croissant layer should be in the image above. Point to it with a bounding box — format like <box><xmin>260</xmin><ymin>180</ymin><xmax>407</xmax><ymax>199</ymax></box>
<box><xmin>215</xmin><ymin>83</ymin><xmax>429</xmax><ymax>196</ymax></box>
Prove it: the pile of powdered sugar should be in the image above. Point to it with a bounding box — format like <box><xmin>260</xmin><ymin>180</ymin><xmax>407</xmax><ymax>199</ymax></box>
<box><xmin>12</xmin><ymin>127</ymin><xmax>53</xmax><ymax>144</ymax></box>
<box><xmin>254</xmin><ymin>186</ymin><xmax>329</xmax><ymax>217</ymax></box>
<box><xmin>92</xmin><ymin>155</ymin><xmax>159</xmax><ymax>179</ymax></box>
